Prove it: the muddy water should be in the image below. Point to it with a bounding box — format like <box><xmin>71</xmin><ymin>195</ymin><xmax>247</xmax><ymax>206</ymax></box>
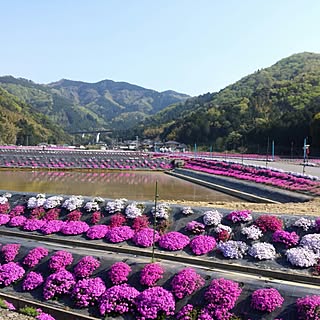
<box><xmin>0</xmin><ymin>170</ymin><xmax>242</xmax><ymax>202</ymax></box>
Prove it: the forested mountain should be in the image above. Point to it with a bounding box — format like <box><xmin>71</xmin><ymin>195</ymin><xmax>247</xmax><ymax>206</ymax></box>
<box><xmin>135</xmin><ymin>52</ymin><xmax>320</xmax><ymax>154</ymax></box>
<box><xmin>0</xmin><ymin>76</ymin><xmax>189</xmax><ymax>132</ymax></box>
<box><xmin>0</xmin><ymin>87</ymin><xmax>71</xmax><ymax>145</ymax></box>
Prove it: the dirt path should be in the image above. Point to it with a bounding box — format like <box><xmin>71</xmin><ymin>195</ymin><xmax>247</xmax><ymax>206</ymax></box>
<box><xmin>163</xmin><ymin>197</ymin><xmax>320</xmax><ymax>216</ymax></box>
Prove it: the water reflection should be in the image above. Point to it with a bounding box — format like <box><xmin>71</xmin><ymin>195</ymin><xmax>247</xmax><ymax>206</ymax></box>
<box><xmin>0</xmin><ymin>170</ymin><xmax>241</xmax><ymax>202</ymax></box>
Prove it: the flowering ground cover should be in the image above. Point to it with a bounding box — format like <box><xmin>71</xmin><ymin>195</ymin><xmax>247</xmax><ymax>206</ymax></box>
<box><xmin>183</xmin><ymin>158</ymin><xmax>320</xmax><ymax>195</ymax></box>
<box><xmin>0</xmin><ymin>239</ymin><xmax>318</xmax><ymax>320</ymax></box>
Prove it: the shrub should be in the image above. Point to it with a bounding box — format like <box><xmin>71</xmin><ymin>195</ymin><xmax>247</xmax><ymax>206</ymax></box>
<box><xmin>109</xmin><ymin>213</ymin><xmax>127</xmax><ymax>228</ymax></box>
<box><xmin>132</xmin><ymin>228</ymin><xmax>159</xmax><ymax>247</ymax></box>
<box><xmin>48</xmin><ymin>250</ymin><xmax>73</xmax><ymax>272</ymax></box>
<box><xmin>1</xmin><ymin>243</ymin><xmax>20</xmax><ymax>262</ymax></box>
<box><xmin>105</xmin><ymin>226</ymin><xmax>134</xmax><ymax>243</ymax></box>
<box><xmin>140</xmin><ymin>263</ymin><xmax>164</xmax><ymax>287</ymax></box>
<box><xmin>158</xmin><ymin>232</ymin><xmax>190</xmax><ymax>251</ymax></box>
<box><xmin>185</xmin><ymin>221</ymin><xmax>206</xmax><ymax>234</ymax></box>
<box><xmin>286</xmin><ymin>247</ymin><xmax>318</xmax><ymax>267</ymax></box>
<box><xmin>203</xmin><ymin>210</ymin><xmax>222</xmax><ymax>226</ymax></box>
<box><xmin>86</xmin><ymin>225</ymin><xmax>109</xmax><ymax>239</ymax></box>
<box><xmin>248</xmin><ymin>242</ymin><xmax>276</xmax><ymax>260</ymax></box>
<box><xmin>0</xmin><ymin>262</ymin><xmax>25</xmax><ymax>286</ymax></box>
<box><xmin>226</xmin><ymin>210</ymin><xmax>252</xmax><ymax>223</ymax></box>
<box><xmin>254</xmin><ymin>215</ymin><xmax>283</xmax><ymax>232</ymax></box>
<box><xmin>74</xmin><ymin>256</ymin><xmax>100</xmax><ymax>278</ymax></box>
<box><xmin>217</xmin><ymin>241</ymin><xmax>248</xmax><ymax>259</ymax></box>
<box><xmin>296</xmin><ymin>295</ymin><xmax>320</xmax><ymax>320</ymax></box>
<box><xmin>108</xmin><ymin>262</ymin><xmax>131</xmax><ymax>285</ymax></box>
<box><xmin>272</xmin><ymin>230</ymin><xmax>299</xmax><ymax>248</ymax></box>
<box><xmin>189</xmin><ymin>235</ymin><xmax>216</xmax><ymax>255</ymax></box>
<box><xmin>22</xmin><ymin>271</ymin><xmax>44</xmax><ymax>291</ymax></box>
<box><xmin>23</xmin><ymin>247</ymin><xmax>49</xmax><ymax>268</ymax></box>
<box><xmin>132</xmin><ymin>215</ymin><xmax>150</xmax><ymax>231</ymax></box>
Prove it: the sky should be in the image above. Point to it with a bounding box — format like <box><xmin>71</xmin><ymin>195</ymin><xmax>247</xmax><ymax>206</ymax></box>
<box><xmin>1</xmin><ymin>0</ymin><xmax>320</xmax><ymax>96</ymax></box>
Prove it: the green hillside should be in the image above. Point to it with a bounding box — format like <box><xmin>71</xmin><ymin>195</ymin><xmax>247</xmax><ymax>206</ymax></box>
<box><xmin>137</xmin><ymin>52</ymin><xmax>320</xmax><ymax>154</ymax></box>
<box><xmin>0</xmin><ymin>76</ymin><xmax>189</xmax><ymax>132</ymax></box>
<box><xmin>0</xmin><ymin>87</ymin><xmax>72</xmax><ymax>145</ymax></box>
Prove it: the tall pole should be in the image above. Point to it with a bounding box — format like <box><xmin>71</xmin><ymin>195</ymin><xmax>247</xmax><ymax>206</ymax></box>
<box><xmin>303</xmin><ymin>138</ymin><xmax>307</xmax><ymax>175</ymax></box>
<box><xmin>210</xmin><ymin>145</ymin><xmax>212</xmax><ymax>158</ymax></box>
<box><xmin>272</xmin><ymin>140</ymin><xmax>275</xmax><ymax>161</ymax></box>
<box><xmin>151</xmin><ymin>181</ymin><xmax>159</xmax><ymax>263</ymax></box>
<box><xmin>194</xmin><ymin>143</ymin><xmax>197</xmax><ymax>158</ymax></box>
<box><xmin>266</xmin><ymin>137</ymin><xmax>270</xmax><ymax>168</ymax></box>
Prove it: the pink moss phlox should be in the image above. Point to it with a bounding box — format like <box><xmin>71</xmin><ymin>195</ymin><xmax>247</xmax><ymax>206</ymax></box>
<box><xmin>296</xmin><ymin>295</ymin><xmax>320</xmax><ymax>320</ymax></box>
<box><xmin>86</xmin><ymin>225</ymin><xmax>110</xmax><ymax>239</ymax></box>
<box><xmin>98</xmin><ymin>283</ymin><xmax>139</xmax><ymax>315</ymax></box>
<box><xmin>60</xmin><ymin>221</ymin><xmax>89</xmax><ymax>235</ymax></box>
<box><xmin>185</xmin><ymin>221</ymin><xmax>206</xmax><ymax>234</ymax></box>
<box><xmin>109</xmin><ymin>213</ymin><xmax>127</xmax><ymax>228</ymax></box>
<box><xmin>43</xmin><ymin>269</ymin><xmax>76</xmax><ymax>300</ymax></box>
<box><xmin>251</xmin><ymin>288</ymin><xmax>284</xmax><ymax>312</ymax></box>
<box><xmin>74</xmin><ymin>256</ymin><xmax>100</xmax><ymax>278</ymax></box>
<box><xmin>135</xmin><ymin>286</ymin><xmax>175</xmax><ymax>319</ymax></box>
<box><xmin>22</xmin><ymin>219</ymin><xmax>46</xmax><ymax>231</ymax></box>
<box><xmin>23</xmin><ymin>247</ymin><xmax>49</xmax><ymax>268</ymax></box>
<box><xmin>29</xmin><ymin>206</ymin><xmax>46</xmax><ymax>220</ymax></box>
<box><xmin>48</xmin><ymin>250</ymin><xmax>73</xmax><ymax>272</ymax></box>
<box><xmin>105</xmin><ymin>226</ymin><xmax>134</xmax><ymax>243</ymax></box>
<box><xmin>72</xmin><ymin>277</ymin><xmax>106</xmax><ymax>308</ymax></box>
<box><xmin>204</xmin><ymin>278</ymin><xmax>242</xmax><ymax>311</ymax></box>
<box><xmin>132</xmin><ymin>228</ymin><xmax>160</xmax><ymax>247</ymax></box>
<box><xmin>1</xmin><ymin>243</ymin><xmax>21</xmax><ymax>262</ymax></box>
<box><xmin>66</xmin><ymin>210</ymin><xmax>82</xmax><ymax>221</ymax></box>
<box><xmin>8</xmin><ymin>215</ymin><xmax>27</xmax><ymax>227</ymax></box>
<box><xmin>9</xmin><ymin>205</ymin><xmax>25</xmax><ymax>218</ymax></box>
<box><xmin>108</xmin><ymin>262</ymin><xmax>131</xmax><ymax>285</ymax></box>
<box><xmin>226</xmin><ymin>209</ymin><xmax>252</xmax><ymax>223</ymax></box>
<box><xmin>40</xmin><ymin>220</ymin><xmax>65</xmax><ymax>235</ymax></box>
<box><xmin>0</xmin><ymin>214</ymin><xmax>10</xmax><ymax>225</ymax></box>
<box><xmin>91</xmin><ymin>211</ymin><xmax>101</xmax><ymax>224</ymax></box>
<box><xmin>189</xmin><ymin>235</ymin><xmax>217</xmax><ymax>255</ymax></box>
<box><xmin>158</xmin><ymin>231</ymin><xmax>190</xmax><ymax>251</ymax></box>
<box><xmin>171</xmin><ymin>268</ymin><xmax>205</xmax><ymax>299</ymax></box>
<box><xmin>43</xmin><ymin>208</ymin><xmax>61</xmax><ymax>221</ymax></box>
<box><xmin>22</xmin><ymin>271</ymin><xmax>44</xmax><ymax>291</ymax></box>
<box><xmin>140</xmin><ymin>263</ymin><xmax>164</xmax><ymax>287</ymax></box>
<box><xmin>132</xmin><ymin>215</ymin><xmax>150</xmax><ymax>231</ymax></box>
<box><xmin>254</xmin><ymin>215</ymin><xmax>283</xmax><ymax>233</ymax></box>
<box><xmin>272</xmin><ymin>230</ymin><xmax>299</xmax><ymax>248</ymax></box>
<box><xmin>0</xmin><ymin>262</ymin><xmax>25</xmax><ymax>286</ymax></box>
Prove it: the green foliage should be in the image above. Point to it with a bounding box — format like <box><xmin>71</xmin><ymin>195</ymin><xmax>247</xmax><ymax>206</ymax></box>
<box><xmin>19</xmin><ymin>306</ymin><xmax>39</xmax><ymax>317</ymax></box>
<box><xmin>0</xmin><ymin>298</ymin><xmax>8</xmax><ymax>309</ymax></box>
<box><xmin>138</xmin><ymin>52</ymin><xmax>320</xmax><ymax>154</ymax></box>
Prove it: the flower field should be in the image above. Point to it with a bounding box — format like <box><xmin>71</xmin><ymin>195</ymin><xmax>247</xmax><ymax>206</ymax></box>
<box><xmin>0</xmin><ymin>192</ymin><xmax>319</xmax><ymax>319</ymax></box>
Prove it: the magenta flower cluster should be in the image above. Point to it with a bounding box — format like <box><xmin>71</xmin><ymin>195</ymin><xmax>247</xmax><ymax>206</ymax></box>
<box><xmin>22</xmin><ymin>219</ymin><xmax>46</xmax><ymax>231</ymax></box>
<box><xmin>43</xmin><ymin>269</ymin><xmax>76</xmax><ymax>300</ymax></box>
<box><xmin>251</xmin><ymin>288</ymin><xmax>284</xmax><ymax>312</ymax></box>
<box><xmin>226</xmin><ymin>209</ymin><xmax>252</xmax><ymax>223</ymax></box>
<box><xmin>22</xmin><ymin>247</ymin><xmax>49</xmax><ymax>268</ymax></box>
<box><xmin>22</xmin><ymin>271</ymin><xmax>44</xmax><ymax>291</ymax></box>
<box><xmin>60</xmin><ymin>221</ymin><xmax>89</xmax><ymax>235</ymax></box>
<box><xmin>98</xmin><ymin>283</ymin><xmax>139</xmax><ymax>315</ymax></box>
<box><xmin>86</xmin><ymin>225</ymin><xmax>110</xmax><ymax>239</ymax></box>
<box><xmin>108</xmin><ymin>262</ymin><xmax>131</xmax><ymax>285</ymax></box>
<box><xmin>132</xmin><ymin>227</ymin><xmax>160</xmax><ymax>247</ymax></box>
<box><xmin>9</xmin><ymin>205</ymin><xmax>25</xmax><ymax>217</ymax></box>
<box><xmin>158</xmin><ymin>231</ymin><xmax>190</xmax><ymax>251</ymax></box>
<box><xmin>1</xmin><ymin>243</ymin><xmax>21</xmax><ymax>262</ymax></box>
<box><xmin>40</xmin><ymin>220</ymin><xmax>65</xmax><ymax>235</ymax></box>
<box><xmin>49</xmin><ymin>250</ymin><xmax>73</xmax><ymax>272</ymax></box>
<box><xmin>72</xmin><ymin>277</ymin><xmax>106</xmax><ymax>308</ymax></box>
<box><xmin>171</xmin><ymin>268</ymin><xmax>205</xmax><ymax>299</ymax></box>
<box><xmin>0</xmin><ymin>262</ymin><xmax>25</xmax><ymax>286</ymax></box>
<box><xmin>185</xmin><ymin>221</ymin><xmax>206</xmax><ymax>234</ymax></box>
<box><xmin>140</xmin><ymin>263</ymin><xmax>164</xmax><ymax>287</ymax></box>
<box><xmin>189</xmin><ymin>235</ymin><xmax>216</xmax><ymax>255</ymax></box>
<box><xmin>296</xmin><ymin>295</ymin><xmax>320</xmax><ymax>320</ymax></box>
<box><xmin>8</xmin><ymin>215</ymin><xmax>27</xmax><ymax>227</ymax></box>
<box><xmin>135</xmin><ymin>286</ymin><xmax>175</xmax><ymax>320</ymax></box>
<box><xmin>254</xmin><ymin>215</ymin><xmax>283</xmax><ymax>232</ymax></box>
<box><xmin>105</xmin><ymin>226</ymin><xmax>134</xmax><ymax>243</ymax></box>
<box><xmin>0</xmin><ymin>214</ymin><xmax>10</xmax><ymax>225</ymax></box>
<box><xmin>74</xmin><ymin>256</ymin><xmax>100</xmax><ymax>278</ymax></box>
<box><xmin>272</xmin><ymin>230</ymin><xmax>299</xmax><ymax>248</ymax></box>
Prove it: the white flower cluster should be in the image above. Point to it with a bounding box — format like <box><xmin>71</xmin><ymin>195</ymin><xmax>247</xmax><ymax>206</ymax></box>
<box><xmin>181</xmin><ymin>207</ymin><xmax>194</xmax><ymax>216</ymax></box>
<box><xmin>214</xmin><ymin>224</ymin><xmax>232</xmax><ymax>234</ymax></box>
<box><xmin>43</xmin><ymin>196</ymin><xmax>64</xmax><ymax>209</ymax></box>
<box><xmin>217</xmin><ymin>240</ymin><xmax>248</xmax><ymax>259</ymax></box>
<box><xmin>248</xmin><ymin>242</ymin><xmax>276</xmax><ymax>260</ymax></box>
<box><xmin>286</xmin><ymin>247</ymin><xmax>318</xmax><ymax>267</ymax></box>
<box><xmin>293</xmin><ymin>217</ymin><xmax>315</xmax><ymax>231</ymax></box>
<box><xmin>84</xmin><ymin>201</ymin><xmax>100</xmax><ymax>212</ymax></box>
<box><xmin>125</xmin><ymin>202</ymin><xmax>145</xmax><ymax>219</ymax></box>
<box><xmin>62</xmin><ymin>195</ymin><xmax>84</xmax><ymax>211</ymax></box>
<box><xmin>203</xmin><ymin>210</ymin><xmax>222</xmax><ymax>226</ymax></box>
<box><xmin>105</xmin><ymin>198</ymin><xmax>127</xmax><ymax>214</ymax></box>
<box><xmin>300</xmin><ymin>234</ymin><xmax>320</xmax><ymax>254</ymax></box>
<box><xmin>152</xmin><ymin>203</ymin><xmax>171</xmax><ymax>220</ymax></box>
<box><xmin>92</xmin><ymin>197</ymin><xmax>104</xmax><ymax>204</ymax></box>
<box><xmin>0</xmin><ymin>196</ymin><xmax>9</xmax><ymax>205</ymax></box>
<box><xmin>27</xmin><ymin>193</ymin><xmax>46</xmax><ymax>209</ymax></box>
<box><xmin>241</xmin><ymin>225</ymin><xmax>263</xmax><ymax>240</ymax></box>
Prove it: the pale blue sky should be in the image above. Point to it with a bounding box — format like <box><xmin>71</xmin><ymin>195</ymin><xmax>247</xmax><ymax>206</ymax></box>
<box><xmin>1</xmin><ymin>0</ymin><xmax>320</xmax><ymax>96</ymax></box>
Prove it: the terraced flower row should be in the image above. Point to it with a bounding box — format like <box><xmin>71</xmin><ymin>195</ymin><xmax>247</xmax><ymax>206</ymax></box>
<box><xmin>0</xmin><ymin>193</ymin><xmax>320</xmax><ymax>274</ymax></box>
<box><xmin>0</xmin><ymin>242</ymin><xmax>319</xmax><ymax>320</ymax></box>
<box><xmin>183</xmin><ymin>159</ymin><xmax>320</xmax><ymax>195</ymax></box>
